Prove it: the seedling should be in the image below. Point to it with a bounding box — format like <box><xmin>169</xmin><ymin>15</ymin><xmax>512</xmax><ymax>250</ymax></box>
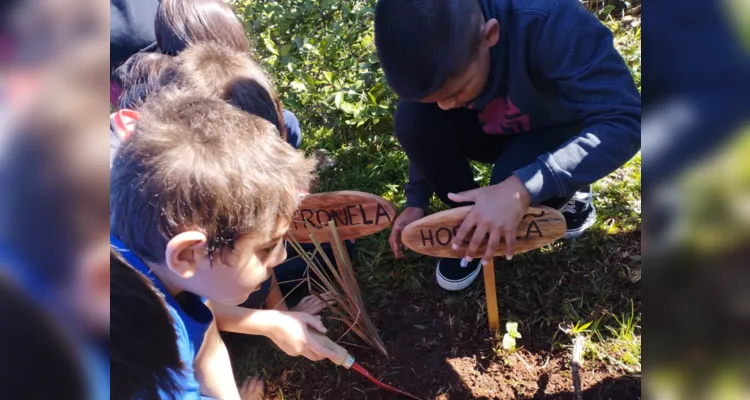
<box><xmin>502</xmin><ymin>321</ymin><xmax>522</xmax><ymax>351</ymax></box>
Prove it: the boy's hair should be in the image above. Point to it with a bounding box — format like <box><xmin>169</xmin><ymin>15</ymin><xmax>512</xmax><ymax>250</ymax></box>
<box><xmin>110</xmin><ymin>249</ymin><xmax>183</xmax><ymax>400</ymax></box>
<box><xmin>155</xmin><ymin>0</ymin><xmax>250</xmax><ymax>56</ymax></box>
<box><xmin>374</xmin><ymin>0</ymin><xmax>483</xmax><ymax>100</ymax></box>
<box><xmin>110</xmin><ymin>88</ymin><xmax>315</xmax><ymax>264</ymax></box>
<box><xmin>113</xmin><ymin>52</ymin><xmax>174</xmax><ymax>110</ymax></box>
<box><xmin>167</xmin><ymin>43</ymin><xmax>286</xmax><ymax>140</ymax></box>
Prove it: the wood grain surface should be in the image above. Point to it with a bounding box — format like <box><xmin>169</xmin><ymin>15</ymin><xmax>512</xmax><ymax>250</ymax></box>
<box><xmin>289</xmin><ymin>191</ymin><xmax>396</xmax><ymax>243</ymax></box>
<box><xmin>401</xmin><ymin>205</ymin><xmax>566</xmax><ymax>258</ymax></box>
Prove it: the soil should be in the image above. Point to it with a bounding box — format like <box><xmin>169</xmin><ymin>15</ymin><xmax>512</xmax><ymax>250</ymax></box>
<box><xmin>224</xmin><ymin>283</ymin><xmax>641</xmax><ymax>400</ymax></box>
<box><xmin>224</xmin><ymin>229</ymin><xmax>642</xmax><ymax>399</ymax></box>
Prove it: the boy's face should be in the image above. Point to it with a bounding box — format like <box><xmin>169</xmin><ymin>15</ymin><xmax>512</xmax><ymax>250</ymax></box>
<box><xmin>164</xmin><ymin>224</ymin><xmax>289</xmax><ymax>305</ymax></box>
<box><xmin>420</xmin><ymin>18</ymin><xmax>500</xmax><ymax>110</ymax></box>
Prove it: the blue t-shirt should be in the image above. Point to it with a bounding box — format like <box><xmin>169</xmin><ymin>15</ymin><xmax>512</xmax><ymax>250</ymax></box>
<box><xmin>111</xmin><ymin>235</ymin><xmax>213</xmax><ymax>399</ymax></box>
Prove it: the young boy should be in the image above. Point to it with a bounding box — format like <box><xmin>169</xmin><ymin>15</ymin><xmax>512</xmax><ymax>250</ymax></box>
<box><xmin>375</xmin><ymin>0</ymin><xmax>641</xmax><ymax>290</ymax></box>
<box><xmin>110</xmin><ymin>89</ymin><xmax>336</xmax><ymax>398</ymax></box>
<box><xmin>162</xmin><ymin>42</ymin><xmax>350</xmax><ymax>387</ymax></box>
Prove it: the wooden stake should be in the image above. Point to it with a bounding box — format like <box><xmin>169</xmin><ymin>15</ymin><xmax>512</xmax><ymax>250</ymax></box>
<box><xmin>483</xmin><ymin>257</ymin><xmax>500</xmax><ymax>333</ymax></box>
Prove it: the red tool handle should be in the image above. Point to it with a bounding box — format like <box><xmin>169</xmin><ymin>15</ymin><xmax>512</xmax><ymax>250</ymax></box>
<box><xmin>309</xmin><ymin>331</ymin><xmax>422</xmax><ymax>400</ymax></box>
<box><xmin>352</xmin><ymin>362</ymin><xmax>422</xmax><ymax>400</ymax></box>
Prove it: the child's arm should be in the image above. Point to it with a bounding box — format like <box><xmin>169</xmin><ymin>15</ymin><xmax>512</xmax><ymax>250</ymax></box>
<box><xmin>512</xmin><ymin>0</ymin><xmax>641</xmax><ymax>204</ymax></box>
<box><xmin>211</xmin><ymin>302</ymin><xmax>338</xmax><ymax>362</ymax></box>
<box><xmin>263</xmin><ymin>272</ymin><xmax>329</xmax><ymax>314</ymax></box>
<box><xmin>388</xmin><ymin>165</ymin><xmax>431</xmax><ymax>258</ymax></box>
<box><xmin>404</xmin><ymin>164</ymin><xmax>433</xmax><ymax>211</ymax></box>
<box><xmin>194</xmin><ymin>320</ymin><xmax>241</xmax><ymax>400</ymax></box>
<box><xmin>451</xmin><ymin>1</ymin><xmax>640</xmax><ymax>264</ymax></box>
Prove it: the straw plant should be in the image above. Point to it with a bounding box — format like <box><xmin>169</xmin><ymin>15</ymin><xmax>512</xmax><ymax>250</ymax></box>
<box><xmin>286</xmin><ymin>221</ymin><xmax>388</xmax><ymax>356</ymax></box>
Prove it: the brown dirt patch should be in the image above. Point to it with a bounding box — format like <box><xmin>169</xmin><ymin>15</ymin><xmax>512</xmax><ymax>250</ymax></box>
<box><xmin>225</xmin><ymin>282</ymin><xmax>640</xmax><ymax>399</ymax></box>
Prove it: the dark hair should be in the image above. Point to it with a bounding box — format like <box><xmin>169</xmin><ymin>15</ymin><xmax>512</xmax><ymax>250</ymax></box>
<box><xmin>110</xmin><ymin>88</ymin><xmax>315</xmax><ymax>264</ymax></box>
<box><xmin>113</xmin><ymin>52</ymin><xmax>174</xmax><ymax>110</ymax></box>
<box><xmin>0</xmin><ymin>276</ymin><xmax>86</xmax><ymax>399</ymax></box>
<box><xmin>168</xmin><ymin>43</ymin><xmax>286</xmax><ymax>140</ymax></box>
<box><xmin>155</xmin><ymin>0</ymin><xmax>250</xmax><ymax>56</ymax></box>
<box><xmin>110</xmin><ymin>248</ymin><xmax>184</xmax><ymax>400</ymax></box>
<box><xmin>374</xmin><ymin>0</ymin><xmax>483</xmax><ymax>100</ymax></box>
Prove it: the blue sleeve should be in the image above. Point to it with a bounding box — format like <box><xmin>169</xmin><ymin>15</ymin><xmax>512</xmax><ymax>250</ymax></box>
<box><xmin>162</xmin><ymin>306</ymin><xmax>203</xmax><ymax>400</ymax></box>
<box><xmin>404</xmin><ymin>164</ymin><xmax>433</xmax><ymax>210</ymax></box>
<box><xmin>282</xmin><ymin>109</ymin><xmax>302</xmax><ymax>149</ymax></box>
<box><xmin>513</xmin><ymin>0</ymin><xmax>641</xmax><ymax>204</ymax></box>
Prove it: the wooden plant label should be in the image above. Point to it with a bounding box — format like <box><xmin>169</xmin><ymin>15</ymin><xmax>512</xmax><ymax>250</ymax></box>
<box><xmin>401</xmin><ymin>205</ymin><xmax>566</xmax><ymax>258</ymax></box>
<box><xmin>289</xmin><ymin>191</ymin><xmax>396</xmax><ymax>243</ymax></box>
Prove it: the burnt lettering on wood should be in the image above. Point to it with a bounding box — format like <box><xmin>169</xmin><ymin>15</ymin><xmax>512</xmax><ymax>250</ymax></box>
<box><xmin>435</xmin><ymin>227</ymin><xmax>452</xmax><ymax>246</ymax></box>
<box><xmin>420</xmin><ymin>229</ymin><xmax>434</xmax><ymax>246</ymax></box>
<box><xmin>418</xmin><ymin>218</ymin><xmax>546</xmax><ymax>248</ymax></box>
<box><xmin>345</xmin><ymin>205</ymin><xmax>361</xmax><ymax>226</ymax></box>
<box><xmin>522</xmin><ymin>211</ymin><xmax>546</xmax><ymax>219</ymax></box>
<box><xmin>375</xmin><ymin>203</ymin><xmax>392</xmax><ymax>225</ymax></box>
<box><xmin>330</xmin><ymin>208</ymin><xmax>349</xmax><ymax>225</ymax></box>
<box><xmin>293</xmin><ymin>209</ymin><xmax>316</xmax><ymax>229</ymax></box>
<box><xmin>292</xmin><ymin>202</ymin><xmax>393</xmax><ymax>231</ymax></box>
<box><xmin>359</xmin><ymin>204</ymin><xmax>374</xmax><ymax>225</ymax></box>
<box><xmin>316</xmin><ymin>209</ymin><xmax>332</xmax><ymax>226</ymax></box>
<box><xmin>525</xmin><ymin>221</ymin><xmax>543</xmax><ymax>239</ymax></box>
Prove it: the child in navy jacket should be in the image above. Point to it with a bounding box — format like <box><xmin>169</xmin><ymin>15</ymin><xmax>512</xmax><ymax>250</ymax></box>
<box><xmin>375</xmin><ymin>0</ymin><xmax>641</xmax><ymax>290</ymax></box>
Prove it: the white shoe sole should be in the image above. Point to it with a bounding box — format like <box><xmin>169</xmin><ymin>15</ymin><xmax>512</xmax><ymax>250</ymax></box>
<box><xmin>436</xmin><ymin>259</ymin><xmax>482</xmax><ymax>291</ymax></box>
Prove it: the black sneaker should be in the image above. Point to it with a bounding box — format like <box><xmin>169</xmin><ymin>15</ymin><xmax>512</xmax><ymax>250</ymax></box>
<box><xmin>560</xmin><ymin>190</ymin><xmax>596</xmax><ymax>239</ymax></box>
<box><xmin>436</xmin><ymin>258</ymin><xmax>482</xmax><ymax>291</ymax></box>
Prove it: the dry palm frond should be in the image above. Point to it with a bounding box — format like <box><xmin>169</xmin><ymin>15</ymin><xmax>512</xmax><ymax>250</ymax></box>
<box><xmin>287</xmin><ymin>221</ymin><xmax>388</xmax><ymax>356</ymax></box>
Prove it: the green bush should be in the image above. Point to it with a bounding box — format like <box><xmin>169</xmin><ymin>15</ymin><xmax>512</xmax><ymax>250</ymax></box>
<box><xmin>236</xmin><ymin>0</ymin><xmax>395</xmax><ymax>147</ymax></box>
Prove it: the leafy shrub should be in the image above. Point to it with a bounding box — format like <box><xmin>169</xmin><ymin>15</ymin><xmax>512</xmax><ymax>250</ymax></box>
<box><xmin>236</xmin><ymin>0</ymin><xmax>395</xmax><ymax>147</ymax></box>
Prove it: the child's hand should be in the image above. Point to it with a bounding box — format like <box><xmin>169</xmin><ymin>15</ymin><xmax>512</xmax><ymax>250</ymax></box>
<box><xmin>291</xmin><ymin>293</ymin><xmax>333</xmax><ymax>315</ymax></box>
<box><xmin>389</xmin><ymin>207</ymin><xmax>425</xmax><ymax>258</ymax></box>
<box><xmin>239</xmin><ymin>375</ymin><xmax>265</xmax><ymax>400</ymax></box>
<box><xmin>448</xmin><ymin>175</ymin><xmax>531</xmax><ymax>265</ymax></box>
<box><xmin>261</xmin><ymin>310</ymin><xmax>338</xmax><ymax>362</ymax></box>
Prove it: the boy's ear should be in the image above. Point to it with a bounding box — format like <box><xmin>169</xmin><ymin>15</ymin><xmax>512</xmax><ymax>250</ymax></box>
<box><xmin>164</xmin><ymin>231</ymin><xmax>209</xmax><ymax>279</ymax></box>
<box><xmin>480</xmin><ymin>18</ymin><xmax>500</xmax><ymax>49</ymax></box>
<box><xmin>112</xmin><ymin>109</ymin><xmax>139</xmax><ymax>142</ymax></box>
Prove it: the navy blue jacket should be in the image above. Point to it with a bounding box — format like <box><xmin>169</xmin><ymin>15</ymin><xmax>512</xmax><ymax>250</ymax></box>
<box><xmin>110</xmin><ymin>0</ymin><xmax>159</xmax><ymax>76</ymax></box>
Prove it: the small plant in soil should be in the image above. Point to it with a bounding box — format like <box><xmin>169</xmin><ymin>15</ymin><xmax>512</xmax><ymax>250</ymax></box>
<box><xmin>502</xmin><ymin>321</ymin><xmax>522</xmax><ymax>351</ymax></box>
